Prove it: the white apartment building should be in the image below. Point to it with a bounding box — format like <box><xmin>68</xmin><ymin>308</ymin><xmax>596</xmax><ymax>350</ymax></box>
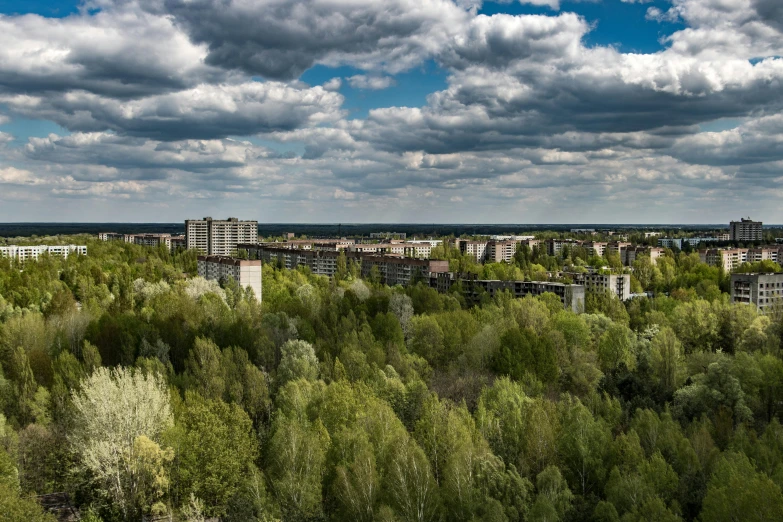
<box><xmin>185</xmin><ymin>217</ymin><xmax>258</xmax><ymax>256</ymax></box>
<box><xmin>197</xmin><ymin>256</ymin><xmax>262</xmax><ymax>301</ymax></box>
<box><xmin>730</xmin><ymin>218</ymin><xmax>763</xmax><ymax>242</ymax></box>
<box><xmin>731</xmin><ymin>273</ymin><xmax>783</xmax><ymax>311</ymax></box>
<box><xmin>583</xmin><ymin>242</ymin><xmax>608</xmax><ymax>258</ymax></box>
<box><xmin>700</xmin><ymin>247</ymin><xmax>780</xmax><ymax>272</ymax></box>
<box><xmin>0</xmin><ymin>245</ymin><xmax>87</xmax><ymax>261</ymax></box>
<box><xmin>564</xmin><ymin>271</ymin><xmax>631</xmax><ymax>301</ymax></box>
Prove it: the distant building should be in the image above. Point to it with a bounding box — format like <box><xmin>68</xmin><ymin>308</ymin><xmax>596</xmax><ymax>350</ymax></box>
<box><xmin>546</xmin><ymin>239</ymin><xmax>582</xmax><ymax>256</ymax></box>
<box><xmin>429</xmin><ymin>273</ymin><xmax>585</xmax><ymax>313</ymax></box>
<box><xmin>370</xmin><ymin>232</ymin><xmax>406</xmax><ymax>240</ymax></box>
<box><xmin>583</xmin><ymin>241</ymin><xmax>608</xmax><ymax>258</ymax></box>
<box><xmin>700</xmin><ymin>247</ymin><xmax>780</xmax><ymax>272</ymax></box>
<box><xmin>730</xmin><ymin>218</ymin><xmax>763</xmax><ymax>242</ymax></box>
<box><xmin>185</xmin><ymin>217</ymin><xmax>258</xmax><ymax>256</ymax></box>
<box><xmin>0</xmin><ymin>245</ymin><xmax>87</xmax><ymax>261</ymax></box>
<box><xmin>730</xmin><ymin>272</ymin><xmax>783</xmax><ymax>311</ymax></box>
<box><xmin>239</xmin><ymin>244</ymin><xmax>448</xmax><ymax>285</ymax></box>
<box><xmin>658</xmin><ymin>237</ymin><xmax>720</xmax><ymax>249</ymax></box>
<box><xmin>490</xmin><ymin>235</ymin><xmax>535</xmax><ymax>241</ymax></box>
<box><xmin>564</xmin><ymin>271</ymin><xmax>631</xmax><ymax>301</ymax></box>
<box><xmin>197</xmin><ymin>256</ymin><xmax>262</xmax><ymax>301</ymax></box>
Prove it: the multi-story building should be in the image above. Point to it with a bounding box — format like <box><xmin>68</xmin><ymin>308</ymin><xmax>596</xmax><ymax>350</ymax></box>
<box><xmin>658</xmin><ymin>237</ymin><xmax>720</xmax><ymax>249</ymax></box>
<box><xmin>730</xmin><ymin>218</ymin><xmax>762</xmax><ymax>242</ymax></box>
<box><xmin>185</xmin><ymin>217</ymin><xmax>258</xmax><ymax>256</ymax></box>
<box><xmin>197</xmin><ymin>256</ymin><xmax>262</xmax><ymax>301</ymax></box>
<box><xmin>134</xmin><ymin>234</ymin><xmax>173</xmax><ymax>249</ymax></box>
<box><xmin>546</xmin><ymin>239</ymin><xmax>582</xmax><ymax>256</ymax></box>
<box><xmin>0</xmin><ymin>245</ymin><xmax>87</xmax><ymax>261</ymax></box>
<box><xmin>700</xmin><ymin>247</ymin><xmax>779</xmax><ymax>272</ymax></box>
<box><xmin>730</xmin><ymin>273</ymin><xmax>783</xmax><ymax>311</ymax></box>
<box><xmin>583</xmin><ymin>242</ymin><xmax>608</xmax><ymax>258</ymax></box>
<box><xmin>239</xmin><ymin>244</ymin><xmax>448</xmax><ymax>285</ymax></box>
<box><xmin>564</xmin><ymin>271</ymin><xmax>631</xmax><ymax>301</ymax></box>
<box><xmin>455</xmin><ymin>240</ymin><xmax>489</xmax><ymax>263</ymax></box>
<box><xmin>370</xmin><ymin>232</ymin><xmax>406</xmax><ymax>240</ymax></box>
<box><xmin>486</xmin><ymin>240</ymin><xmax>519</xmax><ymax>263</ymax></box>
<box><xmin>490</xmin><ymin>235</ymin><xmax>535</xmax><ymax>241</ymax></box>
<box><xmin>428</xmin><ymin>273</ymin><xmax>585</xmax><ymax>313</ymax></box>
<box><xmin>624</xmin><ymin>246</ymin><xmax>664</xmax><ymax>266</ymax></box>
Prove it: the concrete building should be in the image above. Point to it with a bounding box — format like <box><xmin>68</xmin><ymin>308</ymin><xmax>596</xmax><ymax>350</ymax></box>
<box><xmin>490</xmin><ymin>235</ymin><xmax>535</xmax><ymax>241</ymax></box>
<box><xmin>658</xmin><ymin>237</ymin><xmax>721</xmax><ymax>249</ymax></box>
<box><xmin>730</xmin><ymin>272</ymin><xmax>783</xmax><ymax>311</ymax></box>
<box><xmin>455</xmin><ymin>240</ymin><xmax>489</xmax><ymax>263</ymax></box>
<box><xmin>624</xmin><ymin>246</ymin><xmax>664</xmax><ymax>266</ymax></box>
<box><xmin>197</xmin><ymin>256</ymin><xmax>262</xmax><ymax>301</ymax></box>
<box><xmin>370</xmin><ymin>232</ymin><xmax>406</xmax><ymax>240</ymax></box>
<box><xmin>546</xmin><ymin>239</ymin><xmax>582</xmax><ymax>256</ymax></box>
<box><xmin>239</xmin><ymin>244</ymin><xmax>448</xmax><ymax>285</ymax></box>
<box><xmin>583</xmin><ymin>242</ymin><xmax>608</xmax><ymax>258</ymax></box>
<box><xmin>700</xmin><ymin>247</ymin><xmax>780</xmax><ymax>272</ymax></box>
<box><xmin>486</xmin><ymin>240</ymin><xmax>519</xmax><ymax>263</ymax></box>
<box><xmin>185</xmin><ymin>217</ymin><xmax>258</xmax><ymax>256</ymax></box>
<box><xmin>730</xmin><ymin>218</ymin><xmax>763</xmax><ymax>242</ymax></box>
<box><xmin>428</xmin><ymin>273</ymin><xmax>585</xmax><ymax>313</ymax></box>
<box><xmin>0</xmin><ymin>245</ymin><xmax>87</xmax><ymax>261</ymax></box>
<box><xmin>565</xmin><ymin>271</ymin><xmax>631</xmax><ymax>301</ymax></box>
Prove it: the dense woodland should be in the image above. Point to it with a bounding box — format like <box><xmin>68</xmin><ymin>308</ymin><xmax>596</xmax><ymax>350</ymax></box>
<box><xmin>1</xmin><ymin>238</ymin><xmax>783</xmax><ymax>521</ymax></box>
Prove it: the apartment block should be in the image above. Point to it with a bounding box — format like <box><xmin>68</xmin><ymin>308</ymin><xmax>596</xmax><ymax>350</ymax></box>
<box><xmin>455</xmin><ymin>240</ymin><xmax>489</xmax><ymax>263</ymax></box>
<box><xmin>565</xmin><ymin>271</ymin><xmax>631</xmax><ymax>301</ymax></box>
<box><xmin>583</xmin><ymin>242</ymin><xmax>608</xmax><ymax>258</ymax></box>
<box><xmin>486</xmin><ymin>240</ymin><xmax>519</xmax><ymax>263</ymax></box>
<box><xmin>730</xmin><ymin>218</ymin><xmax>763</xmax><ymax>242</ymax></box>
<box><xmin>185</xmin><ymin>217</ymin><xmax>258</xmax><ymax>256</ymax></box>
<box><xmin>700</xmin><ymin>247</ymin><xmax>779</xmax><ymax>272</ymax></box>
<box><xmin>239</xmin><ymin>244</ymin><xmax>448</xmax><ymax>285</ymax></box>
<box><xmin>730</xmin><ymin>272</ymin><xmax>783</xmax><ymax>311</ymax></box>
<box><xmin>0</xmin><ymin>245</ymin><xmax>87</xmax><ymax>261</ymax></box>
<box><xmin>658</xmin><ymin>237</ymin><xmax>720</xmax><ymax>249</ymax></box>
<box><xmin>546</xmin><ymin>239</ymin><xmax>582</xmax><ymax>256</ymax></box>
<box><xmin>197</xmin><ymin>256</ymin><xmax>262</xmax><ymax>301</ymax></box>
<box><xmin>624</xmin><ymin>246</ymin><xmax>664</xmax><ymax>266</ymax></box>
<box><xmin>428</xmin><ymin>273</ymin><xmax>585</xmax><ymax>313</ymax></box>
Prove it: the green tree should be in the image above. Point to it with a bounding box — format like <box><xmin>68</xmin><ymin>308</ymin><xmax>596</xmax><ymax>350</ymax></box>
<box><xmin>174</xmin><ymin>392</ymin><xmax>259</xmax><ymax>517</ymax></box>
<box><xmin>700</xmin><ymin>452</ymin><xmax>783</xmax><ymax>522</ymax></box>
<box><xmin>70</xmin><ymin>366</ymin><xmax>173</xmax><ymax>520</ymax></box>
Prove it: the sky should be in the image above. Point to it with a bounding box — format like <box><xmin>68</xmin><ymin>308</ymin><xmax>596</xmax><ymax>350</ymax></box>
<box><xmin>0</xmin><ymin>0</ymin><xmax>781</xmax><ymax>224</ymax></box>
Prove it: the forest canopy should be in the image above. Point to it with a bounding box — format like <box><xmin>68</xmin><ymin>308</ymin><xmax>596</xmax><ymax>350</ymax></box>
<box><xmin>1</xmin><ymin>238</ymin><xmax>782</xmax><ymax>521</ymax></box>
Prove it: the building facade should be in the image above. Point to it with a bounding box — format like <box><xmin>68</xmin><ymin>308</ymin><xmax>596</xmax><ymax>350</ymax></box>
<box><xmin>730</xmin><ymin>273</ymin><xmax>783</xmax><ymax>311</ymax></box>
<box><xmin>0</xmin><ymin>245</ymin><xmax>87</xmax><ymax>261</ymax></box>
<box><xmin>564</xmin><ymin>271</ymin><xmax>631</xmax><ymax>301</ymax></box>
<box><xmin>197</xmin><ymin>256</ymin><xmax>262</xmax><ymax>301</ymax></box>
<box><xmin>428</xmin><ymin>273</ymin><xmax>585</xmax><ymax>313</ymax></box>
<box><xmin>185</xmin><ymin>217</ymin><xmax>258</xmax><ymax>256</ymax></box>
<box><xmin>730</xmin><ymin>218</ymin><xmax>763</xmax><ymax>242</ymax></box>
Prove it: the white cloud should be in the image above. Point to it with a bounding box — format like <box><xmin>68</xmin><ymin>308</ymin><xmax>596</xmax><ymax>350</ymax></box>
<box><xmin>347</xmin><ymin>75</ymin><xmax>397</xmax><ymax>90</ymax></box>
<box><xmin>322</xmin><ymin>78</ymin><xmax>342</xmax><ymax>91</ymax></box>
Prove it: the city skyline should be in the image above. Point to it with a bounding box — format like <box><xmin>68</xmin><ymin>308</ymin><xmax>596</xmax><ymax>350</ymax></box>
<box><xmin>0</xmin><ymin>1</ymin><xmax>782</xmax><ymax>223</ymax></box>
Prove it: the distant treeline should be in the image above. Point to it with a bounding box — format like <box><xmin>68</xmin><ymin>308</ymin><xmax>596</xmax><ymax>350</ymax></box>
<box><xmin>3</xmin><ymin>222</ymin><xmax>778</xmax><ymax>239</ymax></box>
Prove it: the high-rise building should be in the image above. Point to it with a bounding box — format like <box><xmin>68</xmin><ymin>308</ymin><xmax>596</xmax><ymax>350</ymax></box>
<box><xmin>730</xmin><ymin>218</ymin><xmax>763</xmax><ymax>242</ymax></box>
<box><xmin>730</xmin><ymin>272</ymin><xmax>783</xmax><ymax>311</ymax></box>
<box><xmin>197</xmin><ymin>256</ymin><xmax>262</xmax><ymax>301</ymax></box>
<box><xmin>185</xmin><ymin>217</ymin><xmax>258</xmax><ymax>256</ymax></box>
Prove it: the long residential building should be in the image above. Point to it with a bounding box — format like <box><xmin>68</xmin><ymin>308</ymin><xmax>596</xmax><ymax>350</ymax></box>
<box><xmin>427</xmin><ymin>273</ymin><xmax>585</xmax><ymax>313</ymax></box>
<box><xmin>185</xmin><ymin>217</ymin><xmax>258</xmax><ymax>256</ymax></box>
<box><xmin>730</xmin><ymin>218</ymin><xmax>763</xmax><ymax>242</ymax></box>
<box><xmin>197</xmin><ymin>256</ymin><xmax>262</xmax><ymax>301</ymax></box>
<box><xmin>238</xmin><ymin>244</ymin><xmax>449</xmax><ymax>286</ymax></box>
<box><xmin>699</xmin><ymin>247</ymin><xmax>780</xmax><ymax>272</ymax></box>
<box><xmin>0</xmin><ymin>245</ymin><xmax>87</xmax><ymax>261</ymax></box>
<box><xmin>730</xmin><ymin>272</ymin><xmax>783</xmax><ymax>311</ymax></box>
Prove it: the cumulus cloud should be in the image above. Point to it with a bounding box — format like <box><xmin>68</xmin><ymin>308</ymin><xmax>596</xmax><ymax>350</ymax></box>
<box><xmin>3</xmin><ymin>82</ymin><xmax>345</xmax><ymax>140</ymax></box>
<box><xmin>0</xmin><ymin>7</ymin><xmax>220</xmax><ymax>98</ymax></box>
<box><xmin>149</xmin><ymin>0</ymin><xmax>472</xmax><ymax>79</ymax></box>
<box><xmin>347</xmin><ymin>75</ymin><xmax>397</xmax><ymax>90</ymax></box>
<box><xmin>0</xmin><ymin>0</ymin><xmax>781</xmax><ymax>221</ymax></box>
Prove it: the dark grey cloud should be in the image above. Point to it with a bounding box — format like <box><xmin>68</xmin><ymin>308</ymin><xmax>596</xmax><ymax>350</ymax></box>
<box><xmin>753</xmin><ymin>0</ymin><xmax>783</xmax><ymax>31</ymax></box>
<box><xmin>152</xmin><ymin>0</ymin><xmax>470</xmax><ymax>79</ymax></box>
<box><xmin>3</xmin><ymin>82</ymin><xmax>345</xmax><ymax>140</ymax></box>
<box><xmin>0</xmin><ymin>9</ymin><xmax>222</xmax><ymax>98</ymax></box>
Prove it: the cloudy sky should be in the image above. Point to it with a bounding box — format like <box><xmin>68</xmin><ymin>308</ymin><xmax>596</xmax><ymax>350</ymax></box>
<box><xmin>0</xmin><ymin>0</ymin><xmax>781</xmax><ymax>223</ymax></box>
